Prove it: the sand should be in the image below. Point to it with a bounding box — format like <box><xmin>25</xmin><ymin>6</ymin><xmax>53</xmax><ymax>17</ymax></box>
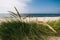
<box><xmin>0</xmin><ymin>17</ymin><xmax>60</xmax><ymax>22</ymax></box>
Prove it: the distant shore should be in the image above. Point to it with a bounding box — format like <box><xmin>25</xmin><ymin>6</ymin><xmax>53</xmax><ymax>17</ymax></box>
<box><xmin>0</xmin><ymin>17</ymin><xmax>60</xmax><ymax>22</ymax></box>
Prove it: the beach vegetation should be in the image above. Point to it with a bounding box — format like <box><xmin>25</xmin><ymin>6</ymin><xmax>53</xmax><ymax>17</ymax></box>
<box><xmin>0</xmin><ymin>19</ymin><xmax>60</xmax><ymax>40</ymax></box>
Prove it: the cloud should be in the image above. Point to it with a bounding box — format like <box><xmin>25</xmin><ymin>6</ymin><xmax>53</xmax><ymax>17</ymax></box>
<box><xmin>0</xmin><ymin>0</ymin><xmax>31</xmax><ymax>13</ymax></box>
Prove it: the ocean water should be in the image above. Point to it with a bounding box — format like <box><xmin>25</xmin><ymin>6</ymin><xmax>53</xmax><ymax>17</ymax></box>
<box><xmin>23</xmin><ymin>13</ymin><xmax>60</xmax><ymax>17</ymax></box>
<box><xmin>0</xmin><ymin>13</ymin><xmax>60</xmax><ymax>18</ymax></box>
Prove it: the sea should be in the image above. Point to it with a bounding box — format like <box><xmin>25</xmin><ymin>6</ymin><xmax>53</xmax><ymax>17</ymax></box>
<box><xmin>0</xmin><ymin>13</ymin><xmax>60</xmax><ymax>18</ymax></box>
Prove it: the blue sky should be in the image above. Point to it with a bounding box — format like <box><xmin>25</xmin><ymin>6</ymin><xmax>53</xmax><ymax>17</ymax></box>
<box><xmin>26</xmin><ymin>0</ymin><xmax>60</xmax><ymax>13</ymax></box>
<box><xmin>0</xmin><ymin>0</ymin><xmax>60</xmax><ymax>13</ymax></box>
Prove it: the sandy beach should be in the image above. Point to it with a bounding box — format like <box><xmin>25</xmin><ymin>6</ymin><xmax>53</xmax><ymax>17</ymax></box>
<box><xmin>0</xmin><ymin>17</ymin><xmax>60</xmax><ymax>22</ymax></box>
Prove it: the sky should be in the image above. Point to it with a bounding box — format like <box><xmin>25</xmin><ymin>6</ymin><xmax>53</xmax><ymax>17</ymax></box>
<box><xmin>0</xmin><ymin>0</ymin><xmax>60</xmax><ymax>13</ymax></box>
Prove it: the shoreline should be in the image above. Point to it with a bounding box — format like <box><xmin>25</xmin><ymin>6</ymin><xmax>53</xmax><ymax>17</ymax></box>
<box><xmin>0</xmin><ymin>17</ymin><xmax>60</xmax><ymax>22</ymax></box>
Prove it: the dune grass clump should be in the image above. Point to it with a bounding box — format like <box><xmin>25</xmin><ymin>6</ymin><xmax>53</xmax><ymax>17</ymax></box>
<box><xmin>47</xmin><ymin>19</ymin><xmax>60</xmax><ymax>34</ymax></box>
<box><xmin>0</xmin><ymin>20</ymin><xmax>56</xmax><ymax>40</ymax></box>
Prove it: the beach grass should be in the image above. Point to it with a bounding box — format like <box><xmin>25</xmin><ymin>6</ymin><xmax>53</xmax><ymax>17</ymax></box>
<box><xmin>47</xmin><ymin>19</ymin><xmax>60</xmax><ymax>34</ymax></box>
<box><xmin>0</xmin><ymin>19</ymin><xmax>60</xmax><ymax>40</ymax></box>
<box><xmin>0</xmin><ymin>20</ymin><xmax>46</xmax><ymax>40</ymax></box>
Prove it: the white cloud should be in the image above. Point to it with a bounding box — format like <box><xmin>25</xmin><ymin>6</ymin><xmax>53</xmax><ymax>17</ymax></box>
<box><xmin>0</xmin><ymin>0</ymin><xmax>31</xmax><ymax>13</ymax></box>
